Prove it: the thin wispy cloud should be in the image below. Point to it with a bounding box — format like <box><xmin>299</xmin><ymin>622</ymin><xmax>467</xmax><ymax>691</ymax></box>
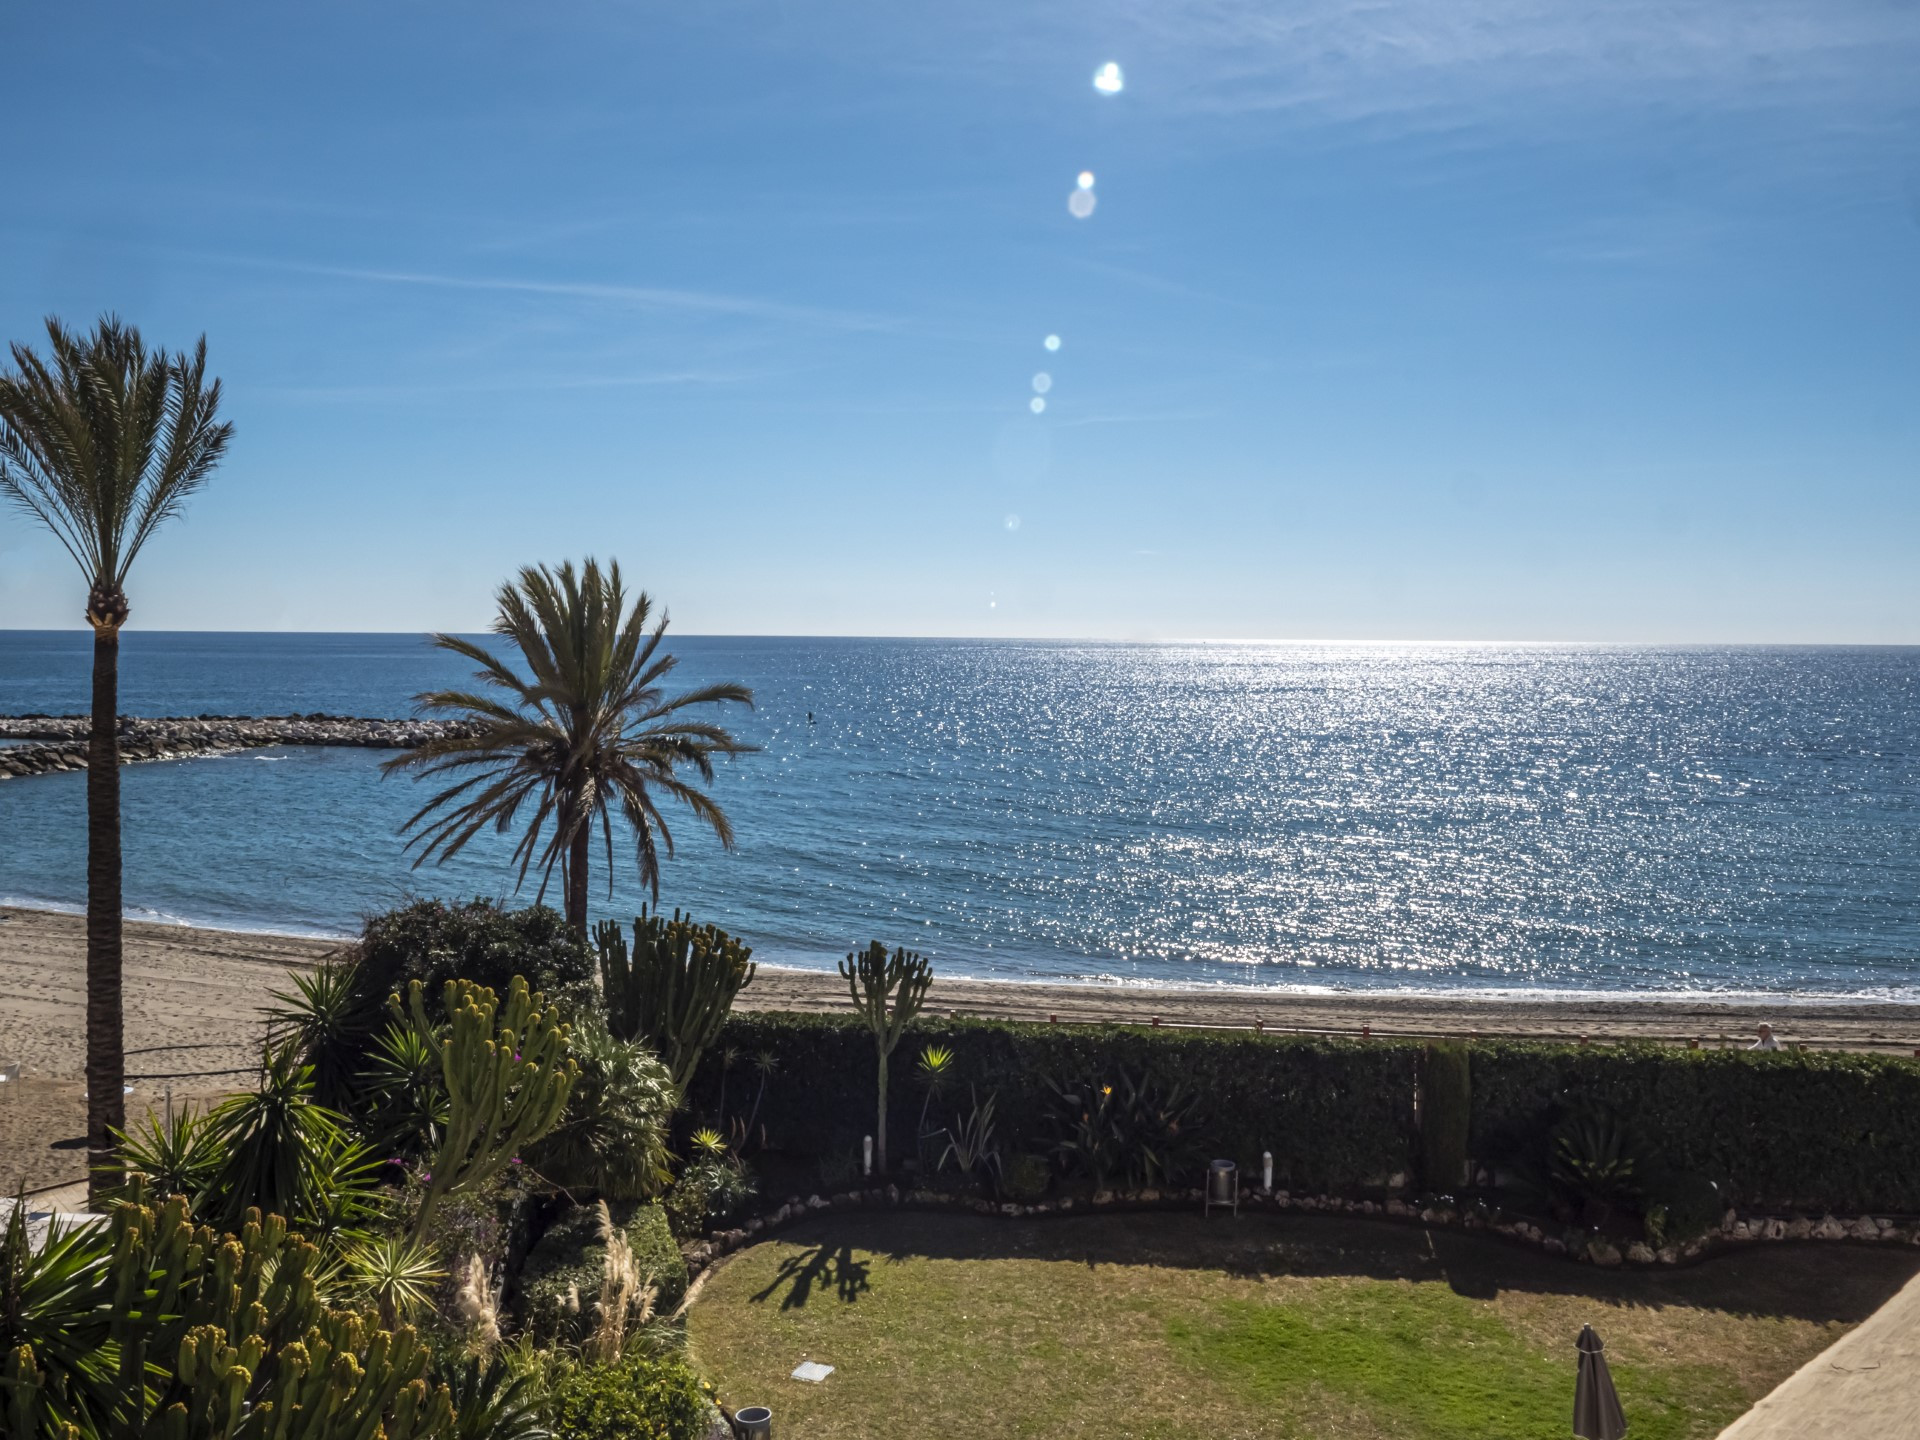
<box><xmin>1111</xmin><ymin>0</ymin><xmax>1920</xmax><ymax>125</ymax></box>
<box><xmin>253</xmin><ymin>368</ymin><xmax>778</xmax><ymax>402</ymax></box>
<box><xmin>194</xmin><ymin>252</ymin><xmax>902</xmax><ymax>333</ymax></box>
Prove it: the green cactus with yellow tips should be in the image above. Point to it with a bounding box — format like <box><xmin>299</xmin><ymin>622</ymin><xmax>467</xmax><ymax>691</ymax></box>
<box><xmin>596</xmin><ymin>907</ymin><xmax>756</xmax><ymax>1092</ymax></box>
<box><xmin>1</xmin><ymin>1179</ymin><xmax>456</xmax><ymax>1440</ymax></box>
<box><xmin>399</xmin><ymin>976</ymin><xmax>577</xmax><ymax>1240</ymax></box>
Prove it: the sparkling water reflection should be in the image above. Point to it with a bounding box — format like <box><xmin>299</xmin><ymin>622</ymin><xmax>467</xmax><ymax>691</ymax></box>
<box><xmin>0</xmin><ymin>636</ymin><xmax>1915</xmax><ymax>997</ymax></box>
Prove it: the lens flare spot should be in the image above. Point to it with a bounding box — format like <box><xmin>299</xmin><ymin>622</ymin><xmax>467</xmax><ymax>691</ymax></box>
<box><xmin>1044</xmin><ymin>334</ymin><xmax>1061</xmax><ymax>352</ymax></box>
<box><xmin>1005</xmin><ymin>514</ymin><xmax>1021</xmax><ymax>531</ymax></box>
<box><xmin>1030</xmin><ymin>396</ymin><xmax>1047</xmax><ymax>414</ymax></box>
<box><xmin>1032</xmin><ymin>372</ymin><xmax>1053</xmax><ymax>394</ymax></box>
<box><xmin>1068</xmin><ymin>189</ymin><xmax>1096</xmax><ymax>219</ymax></box>
<box><xmin>1093</xmin><ymin>62</ymin><xmax>1124</xmax><ymax>95</ymax></box>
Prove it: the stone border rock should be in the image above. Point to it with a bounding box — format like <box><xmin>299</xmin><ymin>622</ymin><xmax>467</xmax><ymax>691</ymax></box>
<box><xmin>677</xmin><ymin>1182</ymin><xmax>1920</xmax><ymax>1281</ymax></box>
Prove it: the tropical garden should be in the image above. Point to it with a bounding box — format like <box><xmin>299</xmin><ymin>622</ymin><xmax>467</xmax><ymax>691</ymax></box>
<box><xmin>5</xmin><ymin>317</ymin><xmax>1917</xmax><ymax>1439</ymax></box>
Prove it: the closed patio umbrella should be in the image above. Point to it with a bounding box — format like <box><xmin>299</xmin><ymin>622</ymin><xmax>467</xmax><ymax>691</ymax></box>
<box><xmin>1573</xmin><ymin>1324</ymin><xmax>1628</xmax><ymax>1439</ymax></box>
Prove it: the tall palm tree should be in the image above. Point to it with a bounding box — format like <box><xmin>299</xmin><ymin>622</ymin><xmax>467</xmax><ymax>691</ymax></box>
<box><xmin>0</xmin><ymin>316</ymin><xmax>233</xmax><ymax>1200</ymax></box>
<box><xmin>384</xmin><ymin>559</ymin><xmax>754</xmax><ymax>934</ymax></box>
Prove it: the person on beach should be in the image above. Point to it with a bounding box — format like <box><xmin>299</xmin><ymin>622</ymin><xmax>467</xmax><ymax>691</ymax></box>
<box><xmin>1749</xmin><ymin>1023</ymin><xmax>1782</xmax><ymax>1051</ymax></box>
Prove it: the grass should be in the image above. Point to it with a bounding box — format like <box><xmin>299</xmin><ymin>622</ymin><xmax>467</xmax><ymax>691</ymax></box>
<box><xmin>686</xmin><ymin>1209</ymin><xmax>1918</xmax><ymax>1440</ymax></box>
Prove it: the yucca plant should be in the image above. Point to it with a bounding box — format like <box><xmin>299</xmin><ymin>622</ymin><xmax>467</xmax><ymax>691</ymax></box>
<box><xmin>363</xmin><ymin>1017</ymin><xmax>452</xmax><ymax>1161</ymax></box>
<box><xmin>108</xmin><ymin>1103</ymin><xmax>225</xmax><ymax>1203</ymax></box>
<box><xmin>0</xmin><ymin>1197</ymin><xmax>114</xmax><ymax>1436</ymax></box>
<box><xmin>915</xmin><ymin>1043</ymin><xmax>955</xmax><ymax>1163</ymax></box>
<box><xmin>342</xmin><ymin>1233</ymin><xmax>446</xmax><ymax>1329</ymax></box>
<box><xmin>267</xmin><ymin>957</ymin><xmax>369</xmax><ymax>1110</ymax></box>
<box><xmin>742</xmin><ymin>1049</ymin><xmax>779</xmax><ymax>1152</ymax></box>
<box><xmin>1550</xmin><ymin>1108</ymin><xmax>1641</xmax><ymax>1225</ymax></box>
<box><xmin>201</xmin><ymin>1043</ymin><xmax>384</xmax><ymax>1241</ymax></box>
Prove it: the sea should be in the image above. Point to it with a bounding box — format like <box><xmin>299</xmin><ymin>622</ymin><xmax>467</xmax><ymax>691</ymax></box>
<box><xmin>0</xmin><ymin>633</ymin><xmax>1916</xmax><ymax>1000</ymax></box>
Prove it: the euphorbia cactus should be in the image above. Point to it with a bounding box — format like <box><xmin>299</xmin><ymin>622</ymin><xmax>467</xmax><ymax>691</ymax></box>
<box><xmin>839</xmin><ymin>941</ymin><xmax>934</xmax><ymax>1173</ymax></box>
<box><xmin>400</xmin><ymin>976</ymin><xmax>576</xmax><ymax>1239</ymax></box>
<box><xmin>596</xmin><ymin>908</ymin><xmax>755</xmax><ymax>1092</ymax></box>
<box><xmin>0</xmin><ymin>1181</ymin><xmax>456</xmax><ymax>1440</ymax></box>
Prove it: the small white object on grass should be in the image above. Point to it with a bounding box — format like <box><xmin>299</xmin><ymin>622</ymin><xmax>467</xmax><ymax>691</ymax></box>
<box><xmin>791</xmin><ymin>1362</ymin><xmax>835</xmax><ymax>1383</ymax></box>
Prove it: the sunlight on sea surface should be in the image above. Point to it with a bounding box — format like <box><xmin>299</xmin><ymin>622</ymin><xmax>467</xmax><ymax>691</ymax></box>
<box><xmin>0</xmin><ymin>636</ymin><xmax>1916</xmax><ymax>997</ymax></box>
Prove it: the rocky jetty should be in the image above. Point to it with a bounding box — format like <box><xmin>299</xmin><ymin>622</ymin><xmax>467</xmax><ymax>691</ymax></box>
<box><xmin>0</xmin><ymin>714</ymin><xmax>472</xmax><ymax>781</ymax></box>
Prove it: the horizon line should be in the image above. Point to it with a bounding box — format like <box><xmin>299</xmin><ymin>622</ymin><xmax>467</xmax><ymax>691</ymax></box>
<box><xmin>2</xmin><ymin>628</ymin><xmax>1917</xmax><ymax>649</ymax></box>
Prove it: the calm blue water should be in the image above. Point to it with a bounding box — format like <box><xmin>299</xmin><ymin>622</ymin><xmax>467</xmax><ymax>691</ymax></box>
<box><xmin>1</xmin><ymin>632</ymin><xmax>1916</xmax><ymax>999</ymax></box>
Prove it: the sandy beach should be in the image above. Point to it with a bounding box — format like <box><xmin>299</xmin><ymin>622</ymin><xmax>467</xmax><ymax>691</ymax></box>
<box><xmin>5</xmin><ymin>903</ymin><xmax>1918</xmax><ymax>1194</ymax></box>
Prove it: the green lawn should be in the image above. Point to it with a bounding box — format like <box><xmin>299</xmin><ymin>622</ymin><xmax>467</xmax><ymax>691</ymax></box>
<box><xmin>686</xmin><ymin>1210</ymin><xmax>1917</xmax><ymax>1440</ymax></box>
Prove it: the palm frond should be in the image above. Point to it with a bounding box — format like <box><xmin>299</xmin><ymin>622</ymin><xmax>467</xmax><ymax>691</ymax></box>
<box><xmin>385</xmin><ymin>558</ymin><xmax>755</xmax><ymax>916</ymax></box>
<box><xmin>0</xmin><ymin>316</ymin><xmax>232</xmax><ymax>596</ymax></box>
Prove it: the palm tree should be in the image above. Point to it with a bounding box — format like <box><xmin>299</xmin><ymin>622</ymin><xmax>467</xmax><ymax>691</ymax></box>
<box><xmin>0</xmin><ymin>316</ymin><xmax>232</xmax><ymax>1202</ymax></box>
<box><xmin>383</xmin><ymin>558</ymin><xmax>754</xmax><ymax>934</ymax></box>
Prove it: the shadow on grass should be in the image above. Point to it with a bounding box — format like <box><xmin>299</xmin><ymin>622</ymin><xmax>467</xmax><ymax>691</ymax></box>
<box><xmin>751</xmin><ymin>1242</ymin><xmax>874</xmax><ymax>1309</ymax></box>
<box><xmin>746</xmin><ymin>1208</ymin><xmax>1919</xmax><ymax>1325</ymax></box>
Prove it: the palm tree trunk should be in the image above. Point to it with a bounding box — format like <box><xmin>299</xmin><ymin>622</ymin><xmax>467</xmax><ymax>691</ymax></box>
<box><xmin>566</xmin><ymin>821</ymin><xmax>590</xmax><ymax>937</ymax></box>
<box><xmin>85</xmin><ymin>619</ymin><xmax>125</xmax><ymax>1207</ymax></box>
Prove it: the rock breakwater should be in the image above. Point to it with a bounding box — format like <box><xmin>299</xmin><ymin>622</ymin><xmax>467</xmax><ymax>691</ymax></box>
<box><xmin>0</xmin><ymin>714</ymin><xmax>471</xmax><ymax>781</ymax></box>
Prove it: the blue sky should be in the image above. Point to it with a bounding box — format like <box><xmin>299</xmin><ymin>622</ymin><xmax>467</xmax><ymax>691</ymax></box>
<box><xmin>1</xmin><ymin>1</ymin><xmax>1916</xmax><ymax>641</ymax></box>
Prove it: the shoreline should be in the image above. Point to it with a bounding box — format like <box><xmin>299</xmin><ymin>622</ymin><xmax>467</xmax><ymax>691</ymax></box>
<box><xmin>5</xmin><ymin>899</ymin><xmax>1916</xmax><ymax>1009</ymax></box>
<box><xmin>6</xmin><ymin>903</ymin><xmax>1920</xmax><ymax>1194</ymax></box>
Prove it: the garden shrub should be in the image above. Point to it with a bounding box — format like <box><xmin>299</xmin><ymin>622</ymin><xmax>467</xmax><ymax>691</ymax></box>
<box><xmin>1420</xmin><ymin>1042</ymin><xmax>1472</xmax><ymax>1193</ymax></box>
<box><xmin>516</xmin><ymin>1201</ymin><xmax>687</xmax><ymax>1343</ymax></box>
<box><xmin>348</xmin><ymin>898</ymin><xmax>598</xmax><ymax>1035</ymax></box>
<box><xmin>281</xmin><ymin>898</ymin><xmax>599</xmax><ymax>1108</ymax></box>
<box><xmin>526</xmin><ymin>1021</ymin><xmax>677</xmax><ymax>1200</ymax></box>
<box><xmin>663</xmin><ymin>1140</ymin><xmax>757</xmax><ymax>1237</ymax></box>
<box><xmin>546</xmin><ymin>1347</ymin><xmax>710</xmax><ymax>1440</ymax></box>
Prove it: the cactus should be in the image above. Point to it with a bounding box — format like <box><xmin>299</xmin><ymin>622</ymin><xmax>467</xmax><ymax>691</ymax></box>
<box><xmin>1</xmin><ymin>1180</ymin><xmax>457</xmax><ymax>1440</ymax></box>
<box><xmin>401</xmin><ymin>977</ymin><xmax>577</xmax><ymax>1241</ymax></box>
<box><xmin>839</xmin><ymin>941</ymin><xmax>934</xmax><ymax>1173</ymax></box>
<box><xmin>596</xmin><ymin>908</ymin><xmax>756</xmax><ymax>1092</ymax></box>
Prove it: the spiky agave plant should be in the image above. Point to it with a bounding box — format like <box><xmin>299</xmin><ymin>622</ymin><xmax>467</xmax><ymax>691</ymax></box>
<box><xmin>381</xmin><ymin>559</ymin><xmax>755</xmax><ymax>935</ymax></box>
<box><xmin>915</xmin><ymin>1043</ymin><xmax>955</xmax><ymax>1160</ymax></box>
<box><xmin>107</xmin><ymin>1102</ymin><xmax>226</xmax><ymax>1206</ymax></box>
<box><xmin>342</xmin><ymin>1233</ymin><xmax>446</xmax><ymax>1329</ymax></box>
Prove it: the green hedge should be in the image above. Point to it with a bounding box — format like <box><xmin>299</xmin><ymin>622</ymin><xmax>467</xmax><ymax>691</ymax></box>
<box><xmin>1467</xmin><ymin>1041</ymin><xmax>1920</xmax><ymax>1214</ymax></box>
<box><xmin>690</xmin><ymin>1014</ymin><xmax>1920</xmax><ymax>1214</ymax></box>
<box><xmin>514</xmin><ymin>1202</ymin><xmax>688</xmax><ymax>1343</ymax></box>
<box><xmin>691</xmin><ymin>1014</ymin><xmax>1420</xmax><ymax>1192</ymax></box>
